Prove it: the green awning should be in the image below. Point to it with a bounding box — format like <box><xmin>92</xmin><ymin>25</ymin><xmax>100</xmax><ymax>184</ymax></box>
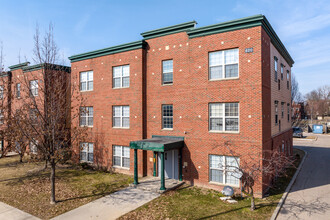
<box><xmin>130</xmin><ymin>135</ymin><xmax>184</xmax><ymax>152</ymax></box>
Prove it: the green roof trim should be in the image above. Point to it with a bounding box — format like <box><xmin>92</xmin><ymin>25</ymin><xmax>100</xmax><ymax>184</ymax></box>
<box><xmin>69</xmin><ymin>40</ymin><xmax>147</xmax><ymax>63</ymax></box>
<box><xmin>141</xmin><ymin>21</ymin><xmax>197</xmax><ymax>40</ymax></box>
<box><xmin>8</xmin><ymin>62</ymin><xmax>30</xmax><ymax>71</ymax></box>
<box><xmin>130</xmin><ymin>135</ymin><xmax>184</xmax><ymax>152</ymax></box>
<box><xmin>22</xmin><ymin>63</ymin><xmax>71</xmax><ymax>73</ymax></box>
<box><xmin>187</xmin><ymin>14</ymin><xmax>294</xmax><ymax>66</ymax></box>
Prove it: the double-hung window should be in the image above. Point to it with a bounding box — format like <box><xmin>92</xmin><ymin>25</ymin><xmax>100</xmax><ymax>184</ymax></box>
<box><xmin>274</xmin><ymin>57</ymin><xmax>278</xmax><ymax>82</ymax></box>
<box><xmin>80</xmin><ymin>107</ymin><xmax>93</xmax><ymax>126</ymax></box>
<box><xmin>162</xmin><ymin>60</ymin><xmax>173</xmax><ymax>84</ymax></box>
<box><xmin>162</xmin><ymin>104</ymin><xmax>173</xmax><ymax>129</ymax></box>
<box><xmin>275</xmin><ymin>101</ymin><xmax>278</xmax><ymax>125</ymax></box>
<box><xmin>209</xmin><ymin>103</ymin><xmax>239</xmax><ymax>132</ymax></box>
<box><xmin>209</xmin><ymin>48</ymin><xmax>239</xmax><ymax>80</ymax></box>
<box><xmin>30</xmin><ymin>140</ymin><xmax>38</xmax><ymax>154</ymax></box>
<box><xmin>113</xmin><ymin>145</ymin><xmax>130</xmax><ymax>168</ymax></box>
<box><xmin>209</xmin><ymin>155</ymin><xmax>240</xmax><ymax>186</ymax></box>
<box><xmin>287</xmin><ymin>70</ymin><xmax>290</xmax><ymax>90</ymax></box>
<box><xmin>80</xmin><ymin>71</ymin><xmax>93</xmax><ymax>91</ymax></box>
<box><xmin>281</xmin><ymin>64</ymin><xmax>284</xmax><ymax>80</ymax></box>
<box><xmin>113</xmin><ymin>65</ymin><xmax>130</xmax><ymax>88</ymax></box>
<box><xmin>30</xmin><ymin>108</ymin><xmax>38</xmax><ymax>124</ymax></box>
<box><xmin>30</xmin><ymin>80</ymin><xmax>38</xmax><ymax>97</ymax></box>
<box><xmin>0</xmin><ymin>110</ymin><xmax>4</xmax><ymax>124</ymax></box>
<box><xmin>16</xmin><ymin>83</ymin><xmax>21</xmax><ymax>98</ymax></box>
<box><xmin>80</xmin><ymin>142</ymin><xmax>93</xmax><ymax>163</ymax></box>
<box><xmin>113</xmin><ymin>106</ymin><xmax>129</xmax><ymax>128</ymax></box>
<box><xmin>281</xmin><ymin>102</ymin><xmax>284</xmax><ymax>118</ymax></box>
<box><xmin>287</xmin><ymin>103</ymin><xmax>290</xmax><ymax>122</ymax></box>
<box><xmin>0</xmin><ymin>86</ymin><xmax>3</xmax><ymax>99</ymax></box>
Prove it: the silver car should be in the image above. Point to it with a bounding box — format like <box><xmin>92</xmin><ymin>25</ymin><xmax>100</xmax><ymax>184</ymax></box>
<box><xmin>293</xmin><ymin>127</ymin><xmax>303</xmax><ymax>138</ymax></box>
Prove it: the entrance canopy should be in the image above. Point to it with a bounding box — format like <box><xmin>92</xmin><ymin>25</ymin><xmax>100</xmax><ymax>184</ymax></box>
<box><xmin>130</xmin><ymin>135</ymin><xmax>184</xmax><ymax>152</ymax></box>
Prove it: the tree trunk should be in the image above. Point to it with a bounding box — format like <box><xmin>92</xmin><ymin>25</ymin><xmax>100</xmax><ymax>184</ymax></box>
<box><xmin>44</xmin><ymin>160</ymin><xmax>48</xmax><ymax>169</ymax></box>
<box><xmin>20</xmin><ymin>154</ymin><xmax>23</xmax><ymax>163</ymax></box>
<box><xmin>50</xmin><ymin>159</ymin><xmax>56</xmax><ymax>204</ymax></box>
<box><xmin>250</xmin><ymin>187</ymin><xmax>255</xmax><ymax>211</ymax></box>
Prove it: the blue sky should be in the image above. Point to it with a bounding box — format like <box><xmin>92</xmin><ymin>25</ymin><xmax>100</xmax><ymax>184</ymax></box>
<box><xmin>0</xmin><ymin>0</ymin><xmax>329</xmax><ymax>95</ymax></box>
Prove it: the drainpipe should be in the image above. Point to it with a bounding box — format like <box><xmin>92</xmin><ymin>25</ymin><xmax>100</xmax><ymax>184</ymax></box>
<box><xmin>160</xmin><ymin>152</ymin><xmax>166</xmax><ymax>190</ymax></box>
<box><xmin>134</xmin><ymin>149</ymin><xmax>138</xmax><ymax>185</ymax></box>
<box><xmin>153</xmin><ymin>152</ymin><xmax>156</xmax><ymax>177</ymax></box>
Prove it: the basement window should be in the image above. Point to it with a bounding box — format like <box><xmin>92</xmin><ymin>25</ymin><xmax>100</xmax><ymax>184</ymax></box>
<box><xmin>113</xmin><ymin>145</ymin><xmax>130</xmax><ymax>168</ymax></box>
<box><xmin>209</xmin><ymin>155</ymin><xmax>240</xmax><ymax>186</ymax></box>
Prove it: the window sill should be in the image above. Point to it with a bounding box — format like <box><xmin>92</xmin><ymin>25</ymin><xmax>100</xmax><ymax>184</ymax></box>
<box><xmin>112</xmin><ymin>87</ymin><xmax>130</xmax><ymax>90</ymax></box>
<box><xmin>209</xmin><ymin>77</ymin><xmax>239</xmax><ymax>82</ymax></box>
<box><xmin>209</xmin><ymin>130</ymin><xmax>239</xmax><ymax>134</ymax></box>
<box><xmin>162</xmin><ymin>83</ymin><xmax>173</xmax><ymax>86</ymax></box>
<box><xmin>113</xmin><ymin>127</ymin><xmax>130</xmax><ymax>129</ymax></box>
<box><xmin>113</xmin><ymin>166</ymin><xmax>130</xmax><ymax>170</ymax></box>
<box><xmin>80</xmin><ymin>125</ymin><xmax>93</xmax><ymax>128</ymax></box>
<box><xmin>162</xmin><ymin>128</ymin><xmax>173</xmax><ymax>131</ymax></box>
<box><xmin>209</xmin><ymin>181</ymin><xmax>239</xmax><ymax>188</ymax></box>
<box><xmin>80</xmin><ymin>160</ymin><xmax>93</xmax><ymax>164</ymax></box>
<box><xmin>80</xmin><ymin>90</ymin><xmax>93</xmax><ymax>93</ymax></box>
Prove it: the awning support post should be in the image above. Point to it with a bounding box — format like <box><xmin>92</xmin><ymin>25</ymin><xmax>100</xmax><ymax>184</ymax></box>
<box><xmin>179</xmin><ymin>148</ymin><xmax>183</xmax><ymax>181</ymax></box>
<box><xmin>134</xmin><ymin>149</ymin><xmax>138</xmax><ymax>185</ymax></box>
<box><xmin>153</xmin><ymin>152</ymin><xmax>157</xmax><ymax>177</ymax></box>
<box><xmin>160</xmin><ymin>152</ymin><xmax>166</xmax><ymax>190</ymax></box>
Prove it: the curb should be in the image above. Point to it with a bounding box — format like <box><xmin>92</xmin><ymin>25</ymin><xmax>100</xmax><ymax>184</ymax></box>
<box><xmin>270</xmin><ymin>148</ymin><xmax>307</xmax><ymax>220</ymax></box>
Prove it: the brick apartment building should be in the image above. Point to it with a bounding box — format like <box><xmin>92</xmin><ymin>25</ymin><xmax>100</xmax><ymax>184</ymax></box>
<box><xmin>0</xmin><ymin>62</ymin><xmax>71</xmax><ymax>154</ymax></box>
<box><xmin>69</xmin><ymin>14</ymin><xmax>294</xmax><ymax>196</ymax></box>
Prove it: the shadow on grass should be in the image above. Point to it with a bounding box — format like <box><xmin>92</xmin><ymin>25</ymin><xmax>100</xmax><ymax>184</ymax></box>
<box><xmin>198</xmin><ymin>202</ymin><xmax>278</xmax><ymax>219</ymax></box>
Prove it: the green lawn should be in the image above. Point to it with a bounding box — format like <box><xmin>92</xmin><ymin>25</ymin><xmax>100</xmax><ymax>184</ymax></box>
<box><xmin>120</xmin><ymin>149</ymin><xmax>304</xmax><ymax>220</ymax></box>
<box><xmin>0</xmin><ymin>155</ymin><xmax>133</xmax><ymax>219</ymax></box>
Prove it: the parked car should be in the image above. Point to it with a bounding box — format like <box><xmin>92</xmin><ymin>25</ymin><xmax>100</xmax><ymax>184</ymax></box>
<box><xmin>293</xmin><ymin>127</ymin><xmax>303</xmax><ymax>138</ymax></box>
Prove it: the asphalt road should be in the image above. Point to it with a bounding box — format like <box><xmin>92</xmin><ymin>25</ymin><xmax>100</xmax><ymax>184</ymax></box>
<box><xmin>277</xmin><ymin>133</ymin><xmax>330</xmax><ymax>220</ymax></box>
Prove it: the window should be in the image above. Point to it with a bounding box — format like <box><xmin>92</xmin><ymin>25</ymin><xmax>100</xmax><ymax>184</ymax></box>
<box><xmin>16</xmin><ymin>83</ymin><xmax>21</xmax><ymax>98</ymax></box>
<box><xmin>80</xmin><ymin>71</ymin><xmax>93</xmax><ymax>91</ymax></box>
<box><xmin>209</xmin><ymin>48</ymin><xmax>239</xmax><ymax>80</ymax></box>
<box><xmin>80</xmin><ymin>142</ymin><xmax>93</xmax><ymax>163</ymax></box>
<box><xmin>80</xmin><ymin>107</ymin><xmax>93</xmax><ymax>126</ymax></box>
<box><xmin>162</xmin><ymin>104</ymin><xmax>173</xmax><ymax>129</ymax></box>
<box><xmin>275</xmin><ymin>101</ymin><xmax>278</xmax><ymax>125</ymax></box>
<box><xmin>0</xmin><ymin>86</ymin><xmax>3</xmax><ymax>99</ymax></box>
<box><xmin>0</xmin><ymin>110</ymin><xmax>4</xmax><ymax>124</ymax></box>
<box><xmin>280</xmin><ymin>64</ymin><xmax>284</xmax><ymax>80</ymax></box>
<box><xmin>113</xmin><ymin>145</ymin><xmax>130</xmax><ymax>168</ymax></box>
<box><xmin>29</xmin><ymin>109</ymin><xmax>38</xmax><ymax>124</ymax></box>
<box><xmin>209</xmin><ymin>103</ymin><xmax>239</xmax><ymax>132</ymax></box>
<box><xmin>113</xmin><ymin>65</ymin><xmax>130</xmax><ymax>88</ymax></box>
<box><xmin>274</xmin><ymin>57</ymin><xmax>278</xmax><ymax>81</ymax></box>
<box><xmin>30</xmin><ymin>80</ymin><xmax>38</xmax><ymax>97</ymax></box>
<box><xmin>209</xmin><ymin>155</ymin><xmax>240</xmax><ymax>186</ymax></box>
<box><xmin>287</xmin><ymin>70</ymin><xmax>290</xmax><ymax>90</ymax></box>
<box><xmin>30</xmin><ymin>140</ymin><xmax>38</xmax><ymax>154</ymax></box>
<box><xmin>281</xmin><ymin>102</ymin><xmax>284</xmax><ymax>118</ymax></box>
<box><xmin>162</xmin><ymin>60</ymin><xmax>173</xmax><ymax>84</ymax></box>
<box><xmin>278</xmin><ymin>79</ymin><xmax>281</xmax><ymax>90</ymax></box>
<box><xmin>287</xmin><ymin>103</ymin><xmax>290</xmax><ymax>122</ymax></box>
<box><xmin>113</xmin><ymin>106</ymin><xmax>129</xmax><ymax>128</ymax></box>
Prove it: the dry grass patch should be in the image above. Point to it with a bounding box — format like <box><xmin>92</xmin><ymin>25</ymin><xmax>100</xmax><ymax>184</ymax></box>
<box><xmin>0</xmin><ymin>155</ymin><xmax>133</xmax><ymax>219</ymax></box>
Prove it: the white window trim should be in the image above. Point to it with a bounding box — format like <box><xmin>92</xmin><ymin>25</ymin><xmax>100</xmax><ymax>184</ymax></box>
<box><xmin>113</xmin><ymin>145</ymin><xmax>130</xmax><ymax>169</ymax></box>
<box><xmin>113</xmin><ymin>65</ymin><xmax>130</xmax><ymax>89</ymax></box>
<box><xmin>209</xmin><ymin>155</ymin><xmax>240</xmax><ymax>187</ymax></box>
<box><xmin>80</xmin><ymin>71</ymin><xmax>93</xmax><ymax>92</ymax></box>
<box><xmin>209</xmin><ymin>103</ymin><xmax>239</xmax><ymax>132</ymax></box>
<box><xmin>162</xmin><ymin>60</ymin><xmax>173</xmax><ymax>85</ymax></box>
<box><xmin>80</xmin><ymin>142</ymin><xmax>93</xmax><ymax>163</ymax></box>
<box><xmin>162</xmin><ymin>104</ymin><xmax>173</xmax><ymax>129</ymax></box>
<box><xmin>209</xmin><ymin>48</ymin><xmax>239</xmax><ymax>80</ymax></box>
<box><xmin>16</xmin><ymin>83</ymin><xmax>21</xmax><ymax>98</ymax></box>
<box><xmin>80</xmin><ymin>107</ymin><xmax>93</xmax><ymax>127</ymax></box>
<box><xmin>113</xmin><ymin>106</ymin><xmax>130</xmax><ymax>128</ymax></box>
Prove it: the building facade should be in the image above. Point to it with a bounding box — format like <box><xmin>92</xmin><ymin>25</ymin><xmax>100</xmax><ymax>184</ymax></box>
<box><xmin>69</xmin><ymin>15</ymin><xmax>294</xmax><ymax>197</ymax></box>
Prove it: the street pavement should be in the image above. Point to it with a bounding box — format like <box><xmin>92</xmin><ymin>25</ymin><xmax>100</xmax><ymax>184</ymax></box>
<box><xmin>277</xmin><ymin>133</ymin><xmax>330</xmax><ymax>220</ymax></box>
<box><xmin>0</xmin><ymin>201</ymin><xmax>40</xmax><ymax>220</ymax></box>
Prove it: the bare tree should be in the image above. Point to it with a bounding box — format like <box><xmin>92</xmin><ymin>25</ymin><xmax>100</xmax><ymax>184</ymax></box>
<box><xmin>291</xmin><ymin>73</ymin><xmax>302</xmax><ymax>103</ymax></box>
<box><xmin>305</xmin><ymin>85</ymin><xmax>330</xmax><ymax>119</ymax></box>
<box><xmin>6</xmin><ymin>23</ymin><xmax>87</xmax><ymax>204</ymax></box>
<box><xmin>222</xmin><ymin>143</ymin><xmax>295</xmax><ymax>211</ymax></box>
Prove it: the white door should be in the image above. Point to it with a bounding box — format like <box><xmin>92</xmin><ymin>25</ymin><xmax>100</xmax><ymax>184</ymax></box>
<box><xmin>158</xmin><ymin>150</ymin><xmax>178</xmax><ymax>179</ymax></box>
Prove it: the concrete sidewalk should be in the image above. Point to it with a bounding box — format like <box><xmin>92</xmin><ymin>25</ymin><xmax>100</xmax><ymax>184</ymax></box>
<box><xmin>52</xmin><ymin>186</ymin><xmax>159</xmax><ymax>220</ymax></box>
<box><xmin>0</xmin><ymin>201</ymin><xmax>40</xmax><ymax>220</ymax></box>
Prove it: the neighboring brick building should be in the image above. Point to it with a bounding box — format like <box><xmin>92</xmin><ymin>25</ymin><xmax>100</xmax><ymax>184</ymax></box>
<box><xmin>69</xmin><ymin>15</ymin><xmax>294</xmax><ymax>197</ymax></box>
<box><xmin>0</xmin><ymin>71</ymin><xmax>12</xmax><ymax>153</ymax></box>
<box><xmin>5</xmin><ymin>62</ymin><xmax>71</xmax><ymax>154</ymax></box>
<box><xmin>292</xmin><ymin>101</ymin><xmax>306</xmax><ymax>120</ymax></box>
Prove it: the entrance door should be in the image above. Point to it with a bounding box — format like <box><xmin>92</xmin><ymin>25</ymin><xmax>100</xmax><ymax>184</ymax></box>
<box><xmin>158</xmin><ymin>150</ymin><xmax>178</xmax><ymax>179</ymax></box>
